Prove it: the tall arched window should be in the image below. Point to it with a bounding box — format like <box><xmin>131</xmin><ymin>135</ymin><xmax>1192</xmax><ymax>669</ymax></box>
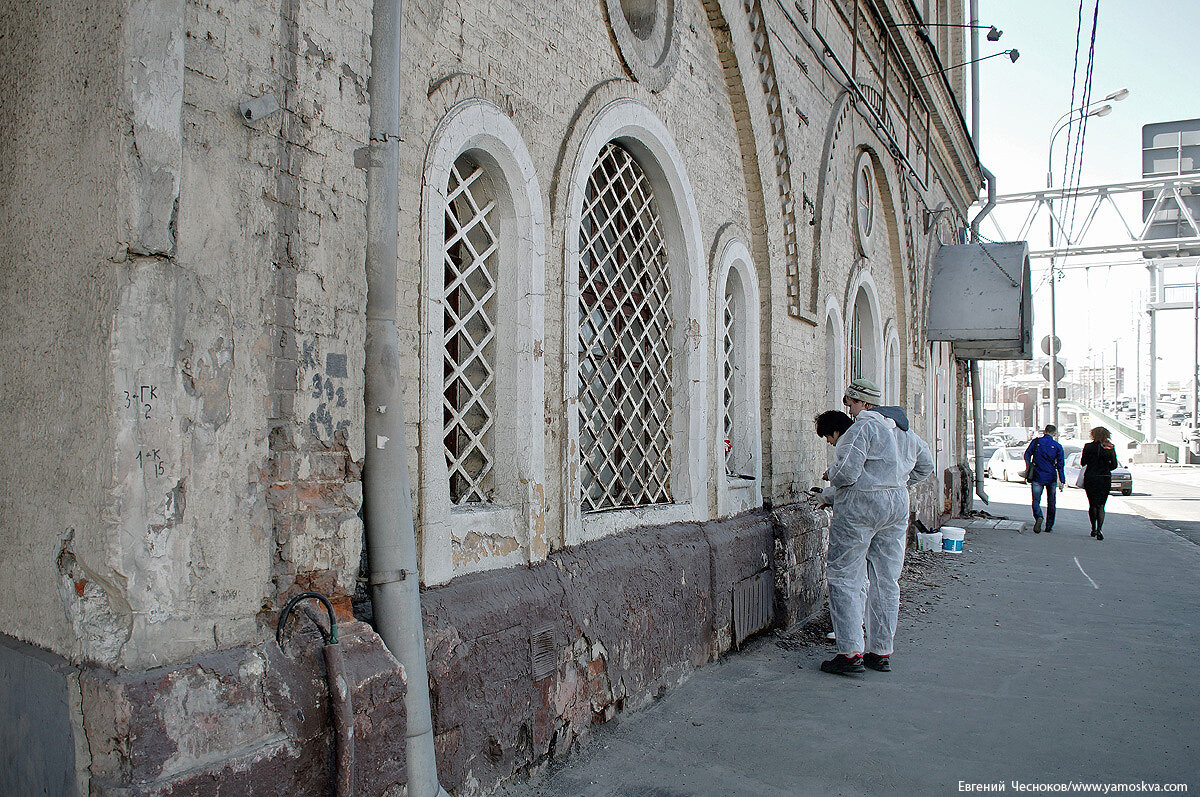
<box><xmin>716</xmin><ymin>239</ymin><xmax>762</xmax><ymax>516</ymax></box>
<box><xmin>848</xmin><ymin>285</ymin><xmax>880</xmax><ymax>385</ymax></box>
<box><xmin>443</xmin><ymin>155</ymin><xmax>498</xmax><ymax>505</ymax></box>
<box><xmin>578</xmin><ymin>142</ymin><xmax>673</xmax><ymax>512</ymax></box>
<box><xmin>562</xmin><ymin>97</ymin><xmax>708</xmax><ymax>545</ymax></box>
<box><xmin>419</xmin><ymin>99</ymin><xmax>546</xmax><ymax>585</ymax></box>
<box><xmin>721</xmin><ymin>278</ymin><xmax>740</xmax><ymax>475</ymax></box>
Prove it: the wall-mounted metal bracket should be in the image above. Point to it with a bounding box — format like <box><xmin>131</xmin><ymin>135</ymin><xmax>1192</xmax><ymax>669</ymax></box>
<box><xmin>239</xmin><ymin>94</ymin><xmax>281</xmax><ymax>125</ymax></box>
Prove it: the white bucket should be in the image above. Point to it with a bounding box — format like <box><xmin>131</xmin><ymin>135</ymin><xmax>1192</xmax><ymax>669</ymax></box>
<box><xmin>941</xmin><ymin>526</ymin><xmax>965</xmax><ymax>553</ymax></box>
<box><xmin>916</xmin><ymin>531</ymin><xmax>942</xmax><ymax>551</ymax></box>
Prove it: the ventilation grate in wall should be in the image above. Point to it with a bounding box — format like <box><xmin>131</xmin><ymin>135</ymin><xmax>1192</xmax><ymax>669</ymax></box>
<box><xmin>530</xmin><ymin>626</ymin><xmax>557</xmax><ymax>681</ymax></box>
<box><xmin>732</xmin><ymin>570</ymin><xmax>774</xmax><ymax>647</ymax></box>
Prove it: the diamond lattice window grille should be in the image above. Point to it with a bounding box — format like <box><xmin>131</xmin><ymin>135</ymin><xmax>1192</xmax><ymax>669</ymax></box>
<box><xmin>849</xmin><ymin>294</ymin><xmax>864</xmax><ymax>382</ymax></box>
<box><xmin>578</xmin><ymin>142</ymin><xmax>673</xmax><ymax>513</ymax></box>
<box><xmin>722</xmin><ymin>286</ymin><xmax>736</xmax><ymax>475</ymax></box>
<box><xmin>443</xmin><ymin>156</ymin><xmax>498</xmax><ymax>505</ymax></box>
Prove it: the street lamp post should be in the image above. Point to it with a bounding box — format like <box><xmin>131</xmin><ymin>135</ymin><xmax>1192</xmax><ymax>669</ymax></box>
<box><xmin>1193</xmin><ymin>266</ymin><xmax>1199</xmax><ymax>456</ymax></box>
<box><xmin>1044</xmin><ymin>89</ymin><xmax>1130</xmax><ymax>429</ymax></box>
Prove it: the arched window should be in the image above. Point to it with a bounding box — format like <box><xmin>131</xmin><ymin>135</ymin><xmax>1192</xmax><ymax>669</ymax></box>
<box><xmin>848</xmin><ymin>285</ymin><xmax>880</xmax><ymax>385</ymax></box>
<box><xmin>824</xmin><ymin>297</ymin><xmax>845</xmax><ymax>411</ymax></box>
<box><xmin>563</xmin><ymin>98</ymin><xmax>708</xmax><ymax>545</ymax></box>
<box><xmin>716</xmin><ymin>239</ymin><xmax>762</xmax><ymax>516</ymax></box>
<box><xmin>578</xmin><ymin>142</ymin><xmax>673</xmax><ymax>512</ymax></box>
<box><xmin>884</xmin><ymin>324</ymin><xmax>901</xmax><ymax>404</ymax></box>
<box><xmin>443</xmin><ymin>154</ymin><xmax>498</xmax><ymax>505</ymax></box>
<box><xmin>419</xmin><ymin>100</ymin><xmax>546</xmax><ymax>585</ymax></box>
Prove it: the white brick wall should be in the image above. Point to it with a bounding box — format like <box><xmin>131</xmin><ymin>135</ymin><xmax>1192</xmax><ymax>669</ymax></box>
<box><xmin>0</xmin><ymin>0</ymin><xmax>977</xmax><ymax>660</ymax></box>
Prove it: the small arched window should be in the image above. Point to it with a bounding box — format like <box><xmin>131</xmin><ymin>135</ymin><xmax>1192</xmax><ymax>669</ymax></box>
<box><xmin>716</xmin><ymin>239</ymin><xmax>762</xmax><ymax>516</ymax></box>
<box><xmin>884</xmin><ymin>326</ymin><xmax>901</xmax><ymax>404</ymax></box>
<box><xmin>848</xmin><ymin>285</ymin><xmax>880</xmax><ymax>385</ymax></box>
<box><xmin>419</xmin><ymin>99</ymin><xmax>546</xmax><ymax>585</ymax></box>
<box><xmin>825</xmin><ymin>299</ymin><xmax>845</xmax><ymax>409</ymax></box>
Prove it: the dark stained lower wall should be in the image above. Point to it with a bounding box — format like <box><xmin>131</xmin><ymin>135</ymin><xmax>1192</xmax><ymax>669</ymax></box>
<box><xmin>421</xmin><ymin>503</ymin><xmax>827</xmax><ymax>795</ymax></box>
<box><xmin>944</xmin><ymin>464</ymin><xmax>974</xmax><ymax>519</ymax></box>
<box><xmin>74</xmin><ymin>620</ymin><xmax>405</xmax><ymax>796</ymax></box>
<box><xmin>3</xmin><ymin>494</ymin><xmax>926</xmax><ymax>796</ymax></box>
<box><xmin>773</xmin><ymin>502</ymin><xmax>831</xmax><ymax>630</ymax></box>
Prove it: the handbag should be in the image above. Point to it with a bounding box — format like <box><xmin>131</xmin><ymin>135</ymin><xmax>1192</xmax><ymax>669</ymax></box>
<box><xmin>1074</xmin><ymin>464</ymin><xmax>1088</xmax><ymax>488</ymax></box>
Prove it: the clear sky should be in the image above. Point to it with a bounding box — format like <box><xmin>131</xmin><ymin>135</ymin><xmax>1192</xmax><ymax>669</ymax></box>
<box><xmin>975</xmin><ymin>0</ymin><xmax>1200</xmax><ymax>391</ymax></box>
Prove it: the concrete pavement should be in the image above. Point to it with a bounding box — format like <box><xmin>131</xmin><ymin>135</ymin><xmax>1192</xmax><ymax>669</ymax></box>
<box><xmin>498</xmin><ymin>480</ymin><xmax>1200</xmax><ymax>796</ymax></box>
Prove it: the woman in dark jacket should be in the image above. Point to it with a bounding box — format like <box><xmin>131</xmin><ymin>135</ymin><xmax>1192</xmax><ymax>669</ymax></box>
<box><xmin>1081</xmin><ymin>426</ymin><xmax>1119</xmax><ymax>540</ymax></box>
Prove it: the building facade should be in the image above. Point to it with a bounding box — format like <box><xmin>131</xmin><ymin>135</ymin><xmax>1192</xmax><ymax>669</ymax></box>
<box><xmin>1</xmin><ymin>0</ymin><xmax>981</xmax><ymax>793</ymax></box>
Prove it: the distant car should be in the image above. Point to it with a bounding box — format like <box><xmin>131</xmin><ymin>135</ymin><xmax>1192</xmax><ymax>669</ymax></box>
<box><xmin>988</xmin><ymin>426</ymin><xmax>1033</xmax><ymax>446</ymax></box>
<box><xmin>1168</xmin><ymin>410</ymin><xmax>1190</xmax><ymax>426</ymax></box>
<box><xmin>969</xmin><ymin>444</ymin><xmax>999</xmax><ymax>467</ymax></box>
<box><xmin>1064</xmin><ymin>452</ymin><xmax>1132</xmax><ymax>495</ymax></box>
<box><xmin>984</xmin><ymin>442</ymin><xmax>1080</xmax><ymax>482</ymax></box>
<box><xmin>984</xmin><ymin>446</ymin><xmax>1029</xmax><ymax>482</ymax></box>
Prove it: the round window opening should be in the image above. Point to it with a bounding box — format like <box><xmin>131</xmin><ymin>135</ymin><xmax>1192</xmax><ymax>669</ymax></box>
<box><xmin>854</xmin><ymin>152</ymin><xmax>877</xmax><ymax>257</ymax></box>
<box><xmin>603</xmin><ymin>0</ymin><xmax>679</xmax><ymax>92</ymax></box>
<box><xmin>620</xmin><ymin>0</ymin><xmax>657</xmax><ymax>40</ymax></box>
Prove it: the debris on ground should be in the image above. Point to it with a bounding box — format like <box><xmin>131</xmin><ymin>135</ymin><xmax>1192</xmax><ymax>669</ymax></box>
<box><xmin>774</xmin><ymin>545</ymin><xmax>968</xmax><ymax>649</ymax></box>
<box><xmin>960</xmin><ymin>508</ymin><xmax>1008</xmax><ymax>520</ymax></box>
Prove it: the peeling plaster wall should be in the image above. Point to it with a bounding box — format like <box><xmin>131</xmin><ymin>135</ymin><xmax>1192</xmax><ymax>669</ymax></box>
<box><xmin>75</xmin><ymin>621</ymin><xmax>405</xmax><ymax>795</ymax></box>
<box><xmin>176</xmin><ymin>0</ymin><xmax>371</xmax><ymax>654</ymax></box>
<box><xmin>1</xmin><ymin>0</ymin><xmax>372</xmax><ymax>670</ymax></box>
<box><xmin>0</xmin><ymin>0</ymin><xmax>127</xmax><ymax>661</ymax></box>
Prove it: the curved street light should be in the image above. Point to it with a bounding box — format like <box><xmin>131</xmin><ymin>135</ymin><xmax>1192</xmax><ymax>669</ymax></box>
<box><xmin>1044</xmin><ymin>89</ymin><xmax>1130</xmax><ymax>429</ymax></box>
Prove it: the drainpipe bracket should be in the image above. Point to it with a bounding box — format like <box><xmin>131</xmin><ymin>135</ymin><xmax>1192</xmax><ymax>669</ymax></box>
<box><xmin>369</xmin><ymin>569</ymin><xmax>409</xmax><ymax>586</ymax></box>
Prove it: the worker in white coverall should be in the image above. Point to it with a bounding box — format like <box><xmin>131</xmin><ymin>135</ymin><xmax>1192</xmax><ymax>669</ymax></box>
<box><xmin>817</xmin><ymin>378</ymin><xmax>934</xmax><ymax>675</ymax></box>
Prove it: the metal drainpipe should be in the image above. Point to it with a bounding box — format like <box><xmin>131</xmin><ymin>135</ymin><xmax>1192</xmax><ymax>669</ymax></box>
<box><xmin>362</xmin><ymin>0</ymin><xmax>448</xmax><ymax>795</ymax></box>
<box><xmin>966</xmin><ymin>0</ymin><xmax>989</xmax><ymax>503</ymax></box>
<box><xmin>970</xmin><ymin>360</ymin><xmax>990</xmax><ymax>504</ymax></box>
<box><xmin>969</xmin><ymin>160</ymin><xmax>994</xmax><ymax>504</ymax></box>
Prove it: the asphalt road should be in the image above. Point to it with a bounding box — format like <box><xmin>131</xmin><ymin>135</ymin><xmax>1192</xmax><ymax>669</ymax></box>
<box><xmin>498</xmin><ymin>478</ymin><xmax>1200</xmax><ymax>796</ymax></box>
<box><xmin>986</xmin><ymin>456</ymin><xmax>1200</xmax><ymax>547</ymax></box>
<box><xmin>1122</xmin><ymin>465</ymin><xmax>1200</xmax><ymax>547</ymax></box>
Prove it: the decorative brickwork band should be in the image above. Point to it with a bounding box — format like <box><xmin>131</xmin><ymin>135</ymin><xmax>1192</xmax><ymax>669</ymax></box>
<box><xmin>745</xmin><ymin>0</ymin><xmax>805</xmax><ymax>319</ymax></box>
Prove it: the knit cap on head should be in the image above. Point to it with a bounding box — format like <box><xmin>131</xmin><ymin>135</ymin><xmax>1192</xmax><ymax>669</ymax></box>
<box><xmin>844</xmin><ymin>378</ymin><xmax>882</xmax><ymax>404</ymax></box>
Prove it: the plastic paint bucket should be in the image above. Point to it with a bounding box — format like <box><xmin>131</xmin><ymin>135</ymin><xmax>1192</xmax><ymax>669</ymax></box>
<box><xmin>916</xmin><ymin>531</ymin><xmax>942</xmax><ymax>551</ymax></box>
<box><xmin>941</xmin><ymin>526</ymin><xmax>965</xmax><ymax>552</ymax></box>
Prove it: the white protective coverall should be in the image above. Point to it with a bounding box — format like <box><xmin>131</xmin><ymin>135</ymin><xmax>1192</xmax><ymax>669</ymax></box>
<box><xmin>824</xmin><ymin>409</ymin><xmax>933</xmax><ymax>656</ymax></box>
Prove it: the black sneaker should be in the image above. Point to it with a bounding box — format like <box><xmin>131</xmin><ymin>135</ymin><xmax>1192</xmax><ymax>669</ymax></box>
<box><xmin>1096</xmin><ymin>530</ymin><xmax>1104</xmax><ymax>541</ymax></box>
<box><xmin>820</xmin><ymin>654</ymin><xmax>865</xmax><ymax>675</ymax></box>
<box><xmin>1033</xmin><ymin>517</ymin><xmax>1043</xmax><ymax>534</ymax></box>
<box><xmin>863</xmin><ymin>652</ymin><xmax>891</xmax><ymax>672</ymax></box>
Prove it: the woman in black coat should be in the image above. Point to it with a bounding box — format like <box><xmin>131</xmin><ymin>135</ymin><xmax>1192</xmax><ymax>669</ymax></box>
<box><xmin>1080</xmin><ymin>426</ymin><xmax>1119</xmax><ymax>541</ymax></box>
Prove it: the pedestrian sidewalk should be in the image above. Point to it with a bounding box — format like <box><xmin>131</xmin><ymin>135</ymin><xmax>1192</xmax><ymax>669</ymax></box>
<box><xmin>498</xmin><ymin>482</ymin><xmax>1200</xmax><ymax>796</ymax></box>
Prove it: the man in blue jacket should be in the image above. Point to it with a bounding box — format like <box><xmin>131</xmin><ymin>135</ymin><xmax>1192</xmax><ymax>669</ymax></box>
<box><xmin>1023</xmin><ymin>425</ymin><xmax>1065</xmax><ymax>534</ymax></box>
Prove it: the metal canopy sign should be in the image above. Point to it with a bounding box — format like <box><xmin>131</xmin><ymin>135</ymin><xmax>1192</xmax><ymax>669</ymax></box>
<box><xmin>926</xmin><ymin>241</ymin><xmax>1032</xmax><ymax>359</ymax></box>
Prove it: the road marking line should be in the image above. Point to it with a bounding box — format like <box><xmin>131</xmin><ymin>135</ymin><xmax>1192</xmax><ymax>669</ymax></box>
<box><xmin>1074</xmin><ymin>557</ymin><xmax>1099</xmax><ymax>590</ymax></box>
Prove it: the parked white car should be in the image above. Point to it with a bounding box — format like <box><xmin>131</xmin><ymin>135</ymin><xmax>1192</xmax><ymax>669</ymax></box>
<box><xmin>984</xmin><ymin>447</ymin><xmax>1027</xmax><ymax>481</ymax></box>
